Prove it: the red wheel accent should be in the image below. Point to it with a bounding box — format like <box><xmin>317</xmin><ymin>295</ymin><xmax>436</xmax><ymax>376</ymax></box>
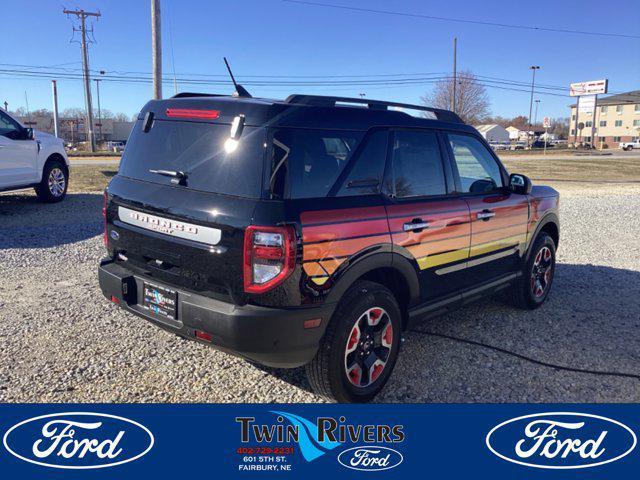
<box><xmin>370</xmin><ymin>363</ymin><xmax>384</xmax><ymax>382</ymax></box>
<box><xmin>347</xmin><ymin>327</ymin><xmax>359</xmax><ymax>351</ymax></box>
<box><xmin>383</xmin><ymin>322</ymin><xmax>393</xmax><ymax>346</ymax></box>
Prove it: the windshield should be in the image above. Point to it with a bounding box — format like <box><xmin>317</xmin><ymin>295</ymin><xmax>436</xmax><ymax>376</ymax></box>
<box><xmin>118</xmin><ymin>120</ymin><xmax>266</xmax><ymax>198</ymax></box>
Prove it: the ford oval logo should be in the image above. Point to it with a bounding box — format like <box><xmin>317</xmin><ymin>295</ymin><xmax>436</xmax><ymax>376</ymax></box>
<box><xmin>3</xmin><ymin>412</ymin><xmax>154</xmax><ymax>469</ymax></box>
<box><xmin>337</xmin><ymin>446</ymin><xmax>403</xmax><ymax>471</ymax></box>
<box><xmin>110</xmin><ymin>230</ymin><xmax>120</xmax><ymax>241</ymax></box>
<box><xmin>486</xmin><ymin>412</ymin><xmax>637</xmax><ymax>469</ymax></box>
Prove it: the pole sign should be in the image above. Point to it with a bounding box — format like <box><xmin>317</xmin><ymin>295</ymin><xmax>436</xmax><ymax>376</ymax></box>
<box><xmin>578</xmin><ymin>94</ymin><xmax>596</xmax><ymax>113</ymax></box>
<box><xmin>543</xmin><ymin>116</ymin><xmax>551</xmax><ymax>128</ymax></box>
<box><xmin>570</xmin><ymin>79</ymin><xmax>608</xmax><ymax>96</ymax></box>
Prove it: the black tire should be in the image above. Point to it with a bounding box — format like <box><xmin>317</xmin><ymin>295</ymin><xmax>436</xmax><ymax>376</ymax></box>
<box><xmin>305</xmin><ymin>280</ymin><xmax>402</xmax><ymax>403</ymax></box>
<box><xmin>507</xmin><ymin>233</ymin><xmax>556</xmax><ymax>310</ymax></box>
<box><xmin>35</xmin><ymin>160</ymin><xmax>68</xmax><ymax>202</ymax></box>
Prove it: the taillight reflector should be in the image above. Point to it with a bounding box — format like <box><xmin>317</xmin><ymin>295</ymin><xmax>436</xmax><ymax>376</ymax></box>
<box><xmin>195</xmin><ymin>330</ymin><xmax>213</xmax><ymax>342</ymax></box>
<box><xmin>243</xmin><ymin>225</ymin><xmax>296</xmax><ymax>294</ymax></box>
<box><xmin>165</xmin><ymin>108</ymin><xmax>220</xmax><ymax>120</ymax></box>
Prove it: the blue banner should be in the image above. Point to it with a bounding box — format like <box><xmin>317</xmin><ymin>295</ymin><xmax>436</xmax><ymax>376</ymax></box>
<box><xmin>1</xmin><ymin>404</ymin><xmax>638</xmax><ymax>478</ymax></box>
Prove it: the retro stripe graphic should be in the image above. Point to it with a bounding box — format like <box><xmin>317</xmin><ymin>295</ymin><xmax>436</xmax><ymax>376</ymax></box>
<box><xmin>300</xmin><ymin>199</ymin><xmax>533</xmax><ymax>286</ymax></box>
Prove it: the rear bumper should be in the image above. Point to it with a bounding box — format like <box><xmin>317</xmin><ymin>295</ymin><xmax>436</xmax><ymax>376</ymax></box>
<box><xmin>98</xmin><ymin>259</ymin><xmax>335</xmax><ymax>368</ymax></box>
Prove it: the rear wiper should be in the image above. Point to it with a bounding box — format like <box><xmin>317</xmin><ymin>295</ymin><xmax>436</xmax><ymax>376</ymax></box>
<box><xmin>149</xmin><ymin>169</ymin><xmax>188</xmax><ymax>186</ymax></box>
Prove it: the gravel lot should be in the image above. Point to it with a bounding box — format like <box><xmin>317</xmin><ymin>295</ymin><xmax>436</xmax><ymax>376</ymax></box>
<box><xmin>1</xmin><ymin>183</ymin><xmax>639</xmax><ymax>403</ymax></box>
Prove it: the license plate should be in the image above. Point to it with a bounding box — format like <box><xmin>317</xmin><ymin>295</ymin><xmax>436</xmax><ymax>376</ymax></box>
<box><xmin>142</xmin><ymin>282</ymin><xmax>177</xmax><ymax>320</ymax></box>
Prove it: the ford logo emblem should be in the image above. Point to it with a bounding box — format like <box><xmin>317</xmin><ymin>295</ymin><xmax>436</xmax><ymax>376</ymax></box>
<box><xmin>337</xmin><ymin>446</ymin><xmax>403</xmax><ymax>471</ymax></box>
<box><xmin>2</xmin><ymin>412</ymin><xmax>154</xmax><ymax>469</ymax></box>
<box><xmin>486</xmin><ymin>412</ymin><xmax>637</xmax><ymax>469</ymax></box>
<box><xmin>110</xmin><ymin>230</ymin><xmax>120</xmax><ymax>241</ymax></box>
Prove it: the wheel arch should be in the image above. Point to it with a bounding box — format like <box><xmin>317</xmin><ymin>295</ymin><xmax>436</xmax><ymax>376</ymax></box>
<box><xmin>325</xmin><ymin>251</ymin><xmax>420</xmax><ymax>329</ymax></box>
<box><xmin>526</xmin><ymin>213</ymin><xmax>559</xmax><ymax>261</ymax></box>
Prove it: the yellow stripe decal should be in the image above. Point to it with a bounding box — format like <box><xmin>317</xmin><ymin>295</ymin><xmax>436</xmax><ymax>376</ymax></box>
<box><xmin>416</xmin><ymin>234</ymin><xmax>527</xmax><ymax>271</ymax></box>
<box><xmin>311</xmin><ymin>277</ymin><xmax>329</xmax><ymax>286</ymax></box>
<box><xmin>469</xmin><ymin>234</ymin><xmax>526</xmax><ymax>257</ymax></box>
<box><xmin>417</xmin><ymin>248</ymin><xmax>469</xmax><ymax>270</ymax></box>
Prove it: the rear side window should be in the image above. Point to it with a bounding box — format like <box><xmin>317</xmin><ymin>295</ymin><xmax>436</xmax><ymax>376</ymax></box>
<box><xmin>269</xmin><ymin>128</ymin><xmax>363</xmax><ymax>199</ymax></box>
<box><xmin>447</xmin><ymin>133</ymin><xmax>503</xmax><ymax>193</ymax></box>
<box><xmin>118</xmin><ymin>120</ymin><xmax>266</xmax><ymax>198</ymax></box>
<box><xmin>389</xmin><ymin>130</ymin><xmax>446</xmax><ymax>198</ymax></box>
<box><xmin>336</xmin><ymin>130</ymin><xmax>388</xmax><ymax>197</ymax></box>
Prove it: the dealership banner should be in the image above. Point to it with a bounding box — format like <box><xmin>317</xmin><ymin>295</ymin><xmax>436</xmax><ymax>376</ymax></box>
<box><xmin>0</xmin><ymin>404</ymin><xmax>638</xmax><ymax>478</ymax></box>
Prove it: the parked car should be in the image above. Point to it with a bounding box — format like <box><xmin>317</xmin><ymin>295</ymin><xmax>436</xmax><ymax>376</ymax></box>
<box><xmin>489</xmin><ymin>141</ymin><xmax>510</xmax><ymax>151</ymax></box>
<box><xmin>510</xmin><ymin>141</ymin><xmax>526</xmax><ymax>150</ymax></box>
<box><xmin>531</xmin><ymin>140</ymin><xmax>555</xmax><ymax>149</ymax></box>
<box><xmin>0</xmin><ymin>109</ymin><xmax>69</xmax><ymax>202</ymax></box>
<box><xmin>106</xmin><ymin>141</ymin><xmax>125</xmax><ymax>152</ymax></box>
<box><xmin>98</xmin><ymin>92</ymin><xmax>560</xmax><ymax>402</ymax></box>
<box><xmin>619</xmin><ymin>140</ymin><xmax>640</xmax><ymax>151</ymax></box>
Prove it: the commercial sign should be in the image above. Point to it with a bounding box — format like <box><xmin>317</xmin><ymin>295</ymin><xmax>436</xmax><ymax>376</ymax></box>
<box><xmin>543</xmin><ymin>116</ymin><xmax>551</xmax><ymax>128</ymax></box>
<box><xmin>1</xmin><ymin>404</ymin><xmax>639</xmax><ymax>479</ymax></box>
<box><xmin>578</xmin><ymin>95</ymin><xmax>596</xmax><ymax>113</ymax></box>
<box><xmin>570</xmin><ymin>79</ymin><xmax>608</xmax><ymax>97</ymax></box>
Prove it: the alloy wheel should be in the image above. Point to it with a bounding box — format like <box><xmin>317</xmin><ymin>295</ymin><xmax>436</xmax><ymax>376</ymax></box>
<box><xmin>344</xmin><ymin>307</ymin><xmax>394</xmax><ymax>388</ymax></box>
<box><xmin>48</xmin><ymin>168</ymin><xmax>66</xmax><ymax>197</ymax></box>
<box><xmin>530</xmin><ymin>246</ymin><xmax>553</xmax><ymax>298</ymax></box>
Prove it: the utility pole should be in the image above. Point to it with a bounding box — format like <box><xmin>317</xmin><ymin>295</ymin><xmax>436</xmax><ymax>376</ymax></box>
<box><xmin>64</xmin><ymin>8</ymin><xmax>101</xmax><ymax>153</ymax></box>
<box><xmin>451</xmin><ymin>37</ymin><xmax>457</xmax><ymax>113</ymax></box>
<box><xmin>151</xmin><ymin>0</ymin><xmax>162</xmax><ymax>99</ymax></box>
<box><xmin>528</xmin><ymin>65</ymin><xmax>540</xmax><ymax>148</ymax></box>
<box><xmin>51</xmin><ymin>80</ymin><xmax>60</xmax><ymax>138</ymax></box>
<box><xmin>534</xmin><ymin>99</ymin><xmax>540</xmax><ymax>125</ymax></box>
<box><xmin>94</xmin><ymin>78</ymin><xmax>102</xmax><ymax>144</ymax></box>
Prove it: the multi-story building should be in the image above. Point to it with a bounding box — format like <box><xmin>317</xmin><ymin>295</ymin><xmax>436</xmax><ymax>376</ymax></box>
<box><xmin>569</xmin><ymin>90</ymin><xmax>640</xmax><ymax>148</ymax></box>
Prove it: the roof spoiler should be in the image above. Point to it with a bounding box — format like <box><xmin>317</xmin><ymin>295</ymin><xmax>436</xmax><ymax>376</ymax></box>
<box><xmin>285</xmin><ymin>94</ymin><xmax>464</xmax><ymax>124</ymax></box>
<box><xmin>170</xmin><ymin>92</ymin><xmax>226</xmax><ymax>99</ymax></box>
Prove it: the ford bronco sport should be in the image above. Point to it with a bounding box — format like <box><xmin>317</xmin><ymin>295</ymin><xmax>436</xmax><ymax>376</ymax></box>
<box><xmin>98</xmin><ymin>92</ymin><xmax>559</xmax><ymax>402</ymax></box>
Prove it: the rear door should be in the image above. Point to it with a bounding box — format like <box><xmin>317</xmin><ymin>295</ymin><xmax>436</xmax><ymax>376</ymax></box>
<box><xmin>385</xmin><ymin>129</ymin><xmax>471</xmax><ymax>303</ymax></box>
<box><xmin>444</xmin><ymin>132</ymin><xmax>529</xmax><ymax>286</ymax></box>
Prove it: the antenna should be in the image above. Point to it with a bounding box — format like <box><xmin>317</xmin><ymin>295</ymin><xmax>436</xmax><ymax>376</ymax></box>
<box><xmin>223</xmin><ymin>57</ymin><xmax>252</xmax><ymax>98</ymax></box>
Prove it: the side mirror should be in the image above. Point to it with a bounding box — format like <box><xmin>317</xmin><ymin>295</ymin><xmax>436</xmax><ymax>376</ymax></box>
<box><xmin>509</xmin><ymin>173</ymin><xmax>532</xmax><ymax>195</ymax></box>
<box><xmin>24</xmin><ymin>128</ymin><xmax>34</xmax><ymax>140</ymax></box>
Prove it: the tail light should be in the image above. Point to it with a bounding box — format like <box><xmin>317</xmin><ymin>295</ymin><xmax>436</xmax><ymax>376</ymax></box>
<box><xmin>103</xmin><ymin>191</ymin><xmax>108</xmax><ymax>247</ymax></box>
<box><xmin>243</xmin><ymin>225</ymin><xmax>296</xmax><ymax>294</ymax></box>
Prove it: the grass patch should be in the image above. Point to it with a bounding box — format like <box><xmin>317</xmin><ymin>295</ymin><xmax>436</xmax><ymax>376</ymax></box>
<box><xmin>70</xmin><ymin>165</ymin><xmax>118</xmax><ymax>193</ymax></box>
<box><xmin>501</xmin><ymin>156</ymin><xmax>640</xmax><ymax>183</ymax></box>
<box><xmin>68</xmin><ymin>155</ymin><xmax>640</xmax><ymax>194</ymax></box>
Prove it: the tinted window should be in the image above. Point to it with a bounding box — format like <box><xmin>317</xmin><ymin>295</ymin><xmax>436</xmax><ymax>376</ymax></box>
<box><xmin>390</xmin><ymin>130</ymin><xmax>446</xmax><ymax>198</ymax></box>
<box><xmin>447</xmin><ymin>134</ymin><xmax>503</xmax><ymax>193</ymax></box>
<box><xmin>337</xmin><ymin>130</ymin><xmax>388</xmax><ymax>196</ymax></box>
<box><xmin>118</xmin><ymin>120</ymin><xmax>266</xmax><ymax>197</ymax></box>
<box><xmin>270</xmin><ymin>128</ymin><xmax>363</xmax><ymax>199</ymax></box>
<box><xmin>0</xmin><ymin>111</ymin><xmax>21</xmax><ymax>138</ymax></box>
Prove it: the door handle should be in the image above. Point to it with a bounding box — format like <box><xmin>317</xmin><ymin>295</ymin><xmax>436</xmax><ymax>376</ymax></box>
<box><xmin>477</xmin><ymin>209</ymin><xmax>496</xmax><ymax>221</ymax></box>
<box><xmin>403</xmin><ymin>219</ymin><xmax>430</xmax><ymax>232</ymax></box>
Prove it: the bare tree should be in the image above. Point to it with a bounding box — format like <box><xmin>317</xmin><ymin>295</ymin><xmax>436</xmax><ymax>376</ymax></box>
<box><xmin>422</xmin><ymin>70</ymin><xmax>490</xmax><ymax>124</ymax></box>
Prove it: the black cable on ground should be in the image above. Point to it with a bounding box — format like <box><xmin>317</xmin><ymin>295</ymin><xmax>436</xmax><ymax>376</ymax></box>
<box><xmin>408</xmin><ymin>329</ymin><xmax>640</xmax><ymax>381</ymax></box>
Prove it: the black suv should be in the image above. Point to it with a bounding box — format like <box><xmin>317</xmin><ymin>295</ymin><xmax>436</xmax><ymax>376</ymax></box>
<box><xmin>99</xmin><ymin>93</ymin><xmax>559</xmax><ymax>402</ymax></box>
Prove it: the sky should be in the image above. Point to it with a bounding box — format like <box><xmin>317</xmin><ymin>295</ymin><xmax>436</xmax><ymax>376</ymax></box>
<box><xmin>1</xmin><ymin>0</ymin><xmax>638</xmax><ymax>121</ymax></box>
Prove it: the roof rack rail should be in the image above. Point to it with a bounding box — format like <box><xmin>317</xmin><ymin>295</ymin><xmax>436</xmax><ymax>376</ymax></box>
<box><xmin>171</xmin><ymin>92</ymin><xmax>226</xmax><ymax>99</ymax></box>
<box><xmin>284</xmin><ymin>94</ymin><xmax>463</xmax><ymax>124</ymax></box>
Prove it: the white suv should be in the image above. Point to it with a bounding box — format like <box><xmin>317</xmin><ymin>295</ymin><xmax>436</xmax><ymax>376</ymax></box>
<box><xmin>0</xmin><ymin>109</ymin><xmax>69</xmax><ymax>202</ymax></box>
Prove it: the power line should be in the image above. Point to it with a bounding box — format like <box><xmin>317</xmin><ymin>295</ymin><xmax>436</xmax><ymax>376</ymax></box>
<box><xmin>283</xmin><ymin>0</ymin><xmax>640</xmax><ymax>39</ymax></box>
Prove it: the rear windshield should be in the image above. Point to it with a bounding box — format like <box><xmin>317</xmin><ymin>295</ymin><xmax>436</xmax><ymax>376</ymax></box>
<box><xmin>119</xmin><ymin>120</ymin><xmax>266</xmax><ymax>197</ymax></box>
<box><xmin>269</xmin><ymin>128</ymin><xmax>364</xmax><ymax>199</ymax></box>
